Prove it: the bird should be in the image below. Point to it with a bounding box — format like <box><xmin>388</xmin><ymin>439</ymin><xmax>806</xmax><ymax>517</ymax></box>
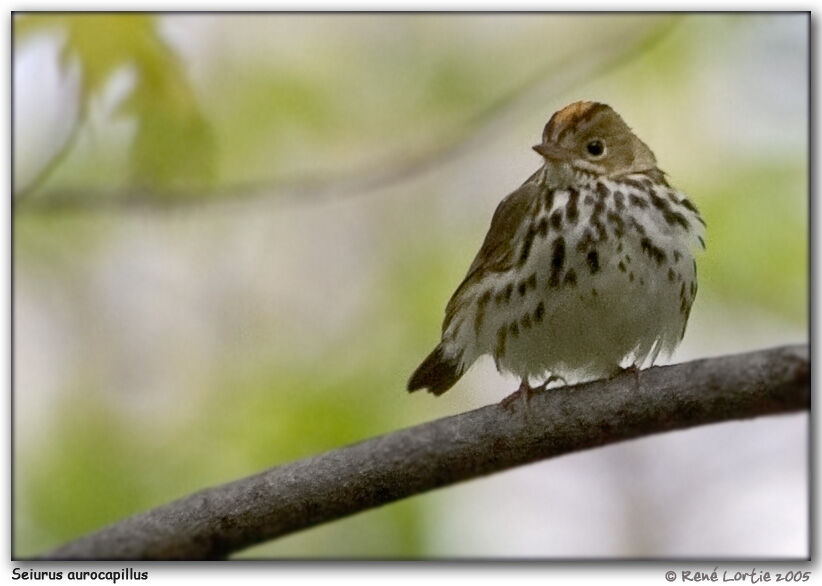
<box><xmin>407</xmin><ymin>101</ymin><xmax>705</xmax><ymax>403</ymax></box>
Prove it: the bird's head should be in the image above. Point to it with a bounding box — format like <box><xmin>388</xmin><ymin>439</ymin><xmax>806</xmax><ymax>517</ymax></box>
<box><xmin>533</xmin><ymin>101</ymin><xmax>658</xmax><ymax>178</ymax></box>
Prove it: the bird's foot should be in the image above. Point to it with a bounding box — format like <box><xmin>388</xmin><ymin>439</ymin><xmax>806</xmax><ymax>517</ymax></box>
<box><xmin>616</xmin><ymin>364</ymin><xmax>642</xmax><ymax>390</ymax></box>
<box><xmin>501</xmin><ymin>379</ymin><xmax>543</xmax><ymax>412</ymax></box>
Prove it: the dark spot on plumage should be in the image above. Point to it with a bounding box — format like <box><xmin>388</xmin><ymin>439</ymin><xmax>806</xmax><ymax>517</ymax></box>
<box><xmin>509</xmin><ymin>322</ymin><xmax>519</xmax><ymax>338</ymax></box>
<box><xmin>584</xmin><ymin>194</ymin><xmax>594</xmax><ymax>206</ymax></box>
<box><xmin>520</xmin><ymin>313</ymin><xmax>532</xmax><ymax>330</ymax></box>
<box><xmin>680</xmin><ymin>296</ymin><xmax>688</xmax><ymax>315</ymax></box>
<box><xmin>606</xmin><ymin>211</ymin><xmax>625</xmax><ymax>237</ymax></box>
<box><xmin>668</xmin><ymin>267</ymin><xmax>675</xmax><ymax>282</ymax></box>
<box><xmin>576</xmin><ymin>229</ymin><xmax>595</xmax><ymax>253</ymax></box>
<box><xmin>549</xmin><ymin>236</ymin><xmax>566</xmax><ymax>287</ymax></box>
<box><xmin>518</xmin><ymin>226</ymin><xmax>536</xmax><ymax>267</ymax></box>
<box><xmin>690</xmin><ymin>281</ymin><xmax>697</xmax><ymax>296</ymax></box>
<box><xmin>544</xmin><ymin>189</ymin><xmax>555</xmax><ymax>211</ymax></box>
<box><xmin>629</xmin><ymin>217</ymin><xmax>647</xmax><ymax>236</ymax></box>
<box><xmin>667</xmin><ymin>191</ymin><xmax>679</xmax><ymax>204</ymax></box>
<box><xmin>629</xmin><ymin>194</ymin><xmax>648</xmax><ymax>209</ymax></box>
<box><xmin>566</xmin><ymin>188</ymin><xmax>579</xmax><ymax>224</ymax></box>
<box><xmin>586</xmin><ymin>249</ymin><xmax>600</xmax><ymax>274</ymax></box>
<box><xmin>673</xmin><ymin>250</ymin><xmax>682</xmax><ymax>263</ymax></box>
<box><xmin>550</xmin><ymin>209</ymin><xmax>563</xmax><ymax>230</ymax></box>
<box><xmin>518</xmin><ymin>281</ymin><xmax>527</xmax><ymax>296</ymax></box>
<box><xmin>629</xmin><ymin>272</ymin><xmax>635</xmax><ymax>282</ymax></box>
<box><xmin>527</xmin><ymin>272</ymin><xmax>537</xmax><ymax>290</ymax></box>
<box><xmin>621</xmin><ymin>178</ymin><xmax>643</xmax><ymax>191</ymax></box>
<box><xmin>649</xmin><ymin>191</ymin><xmax>670</xmax><ymax>211</ymax></box>
<box><xmin>667</xmin><ymin>211</ymin><xmax>690</xmax><ymax>229</ymax></box>
<box><xmin>591</xmin><ymin>218</ymin><xmax>608</xmax><ymax>242</ymax></box>
<box><xmin>697</xmin><ymin>235</ymin><xmax>706</xmax><ymax>249</ymax></box>
<box><xmin>496</xmin><ymin>283</ymin><xmax>513</xmax><ymax>304</ymax></box>
<box><xmin>591</xmin><ymin>287</ymin><xmax>598</xmax><ymax>297</ymax></box>
<box><xmin>680</xmin><ymin>197</ymin><xmax>698</xmax><ymax>213</ymax></box>
<box><xmin>616</xmin><ymin>241</ymin><xmax>623</xmax><ymax>253</ymax></box>
<box><xmin>640</xmin><ymin>237</ymin><xmax>666</xmax><ymax>265</ymax></box>
<box><xmin>650</xmin><ymin>191</ymin><xmax>691</xmax><ymax>228</ymax></box>
<box><xmin>589</xmin><ymin>196</ymin><xmax>607</xmax><ymax>238</ymax></box>
<box><xmin>564</xmin><ymin>268</ymin><xmax>577</xmax><ymax>286</ymax></box>
<box><xmin>679</xmin><ymin>282</ymin><xmax>686</xmax><ymax>299</ymax></box>
<box><xmin>613</xmin><ymin>191</ymin><xmax>626</xmax><ymax>211</ymax></box>
<box><xmin>534</xmin><ymin>301</ymin><xmax>545</xmax><ymax>323</ymax></box>
<box><xmin>495</xmin><ymin>326</ymin><xmax>507</xmax><ymax>359</ymax></box>
<box><xmin>618</xmin><ymin>260</ymin><xmax>626</xmax><ymax>272</ymax></box>
<box><xmin>640</xmin><ymin>277</ymin><xmax>645</xmax><ymax>286</ymax></box>
<box><xmin>651</xmin><ymin>194</ymin><xmax>691</xmax><ymax>230</ymax></box>
<box><xmin>592</xmin><ymin>196</ymin><xmax>605</xmax><ymax>216</ymax></box>
<box><xmin>596</xmin><ymin>181</ymin><xmax>610</xmax><ymax>200</ymax></box>
<box><xmin>474</xmin><ymin>290</ymin><xmax>492</xmax><ymax>334</ymax></box>
<box><xmin>537</xmin><ymin>217</ymin><xmax>548</xmax><ymax>237</ymax></box>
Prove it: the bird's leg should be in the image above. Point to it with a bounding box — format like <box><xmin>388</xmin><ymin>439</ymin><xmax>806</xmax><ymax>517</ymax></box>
<box><xmin>502</xmin><ymin>370</ymin><xmax>572</xmax><ymax>411</ymax></box>
<box><xmin>618</xmin><ymin>363</ymin><xmax>642</xmax><ymax>391</ymax></box>
<box><xmin>501</xmin><ymin>378</ymin><xmax>537</xmax><ymax>411</ymax></box>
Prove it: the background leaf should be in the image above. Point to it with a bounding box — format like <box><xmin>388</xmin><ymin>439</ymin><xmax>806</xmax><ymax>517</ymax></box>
<box><xmin>15</xmin><ymin>14</ymin><xmax>216</xmax><ymax>197</ymax></box>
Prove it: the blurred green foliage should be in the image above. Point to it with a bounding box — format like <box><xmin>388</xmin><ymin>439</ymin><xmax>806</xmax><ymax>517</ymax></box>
<box><xmin>697</xmin><ymin>161</ymin><xmax>807</xmax><ymax>323</ymax></box>
<box><xmin>15</xmin><ymin>14</ymin><xmax>214</xmax><ymax>197</ymax></box>
<box><xmin>15</xmin><ymin>14</ymin><xmax>669</xmax><ymax>201</ymax></box>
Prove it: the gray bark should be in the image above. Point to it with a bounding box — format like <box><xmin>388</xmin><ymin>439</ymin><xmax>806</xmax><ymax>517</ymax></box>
<box><xmin>39</xmin><ymin>344</ymin><xmax>809</xmax><ymax>560</ymax></box>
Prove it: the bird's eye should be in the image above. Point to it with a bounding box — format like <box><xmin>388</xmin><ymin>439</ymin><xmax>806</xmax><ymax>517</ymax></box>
<box><xmin>586</xmin><ymin>139</ymin><xmax>605</xmax><ymax>157</ymax></box>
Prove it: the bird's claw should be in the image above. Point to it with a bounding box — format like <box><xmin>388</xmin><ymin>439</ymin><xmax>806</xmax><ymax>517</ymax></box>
<box><xmin>500</xmin><ymin>375</ymin><xmax>566</xmax><ymax>412</ymax></box>
<box><xmin>501</xmin><ymin>380</ymin><xmax>536</xmax><ymax>411</ymax></box>
<box><xmin>616</xmin><ymin>364</ymin><xmax>642</xmax><ymax>389</ymax></box>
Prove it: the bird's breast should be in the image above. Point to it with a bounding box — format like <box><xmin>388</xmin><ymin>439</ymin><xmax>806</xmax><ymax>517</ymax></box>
<box><xmin>446</xmin><ymin>173</ymin><xmax>704</xmax><ymax>383</ymax></box>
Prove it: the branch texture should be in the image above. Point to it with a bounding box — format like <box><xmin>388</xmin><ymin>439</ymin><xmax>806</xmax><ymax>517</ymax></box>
<box><xmin>41</xmin><ymin>344</ymin><xmax>809</xmax><ymax>560</ymax></box>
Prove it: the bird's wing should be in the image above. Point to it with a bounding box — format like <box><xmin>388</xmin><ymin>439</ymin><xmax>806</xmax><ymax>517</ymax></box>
<box><xmin>442</xmin><ymin>180</ymin><xmax>542</xmax><ymax>333</ymax></box>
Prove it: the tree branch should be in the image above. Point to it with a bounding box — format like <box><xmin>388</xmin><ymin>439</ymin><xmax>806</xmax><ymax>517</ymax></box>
<box><xmin>39</xmin><ymin>344</ymin><xmax>809</xmax><ymax>560</ymax></box>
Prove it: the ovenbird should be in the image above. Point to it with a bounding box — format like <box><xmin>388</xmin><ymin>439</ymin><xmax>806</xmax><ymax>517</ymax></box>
<box><xmin>408</xmin><ymin>101</ymin><xmax>705</xmax><ymax>399</ymax></box>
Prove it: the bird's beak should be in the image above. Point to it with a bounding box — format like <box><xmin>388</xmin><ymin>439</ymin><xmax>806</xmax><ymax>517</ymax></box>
<box><xmin>532</xmin><ymin>142</ymin><xmax>573</xmax><ymax>161</ymax></box>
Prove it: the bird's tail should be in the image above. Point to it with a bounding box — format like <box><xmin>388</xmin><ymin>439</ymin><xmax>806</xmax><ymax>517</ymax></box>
<box><xmin>407</xmin><ymin>343</ymin><xmax>463</xmax><ymax>396</ymax></box>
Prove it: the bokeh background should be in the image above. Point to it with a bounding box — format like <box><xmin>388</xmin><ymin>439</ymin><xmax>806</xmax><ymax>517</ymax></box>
<box><xmin>12</xmin><ymin>13</ymin><xmax>808</xmax><ymax>558</ymax></box>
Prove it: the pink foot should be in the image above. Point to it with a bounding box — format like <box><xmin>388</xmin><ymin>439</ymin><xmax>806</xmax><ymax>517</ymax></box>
<box><xmin>501</xmin><ymin>378</ymin><xmax>550</xmax><ymax>411</ymax></box>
